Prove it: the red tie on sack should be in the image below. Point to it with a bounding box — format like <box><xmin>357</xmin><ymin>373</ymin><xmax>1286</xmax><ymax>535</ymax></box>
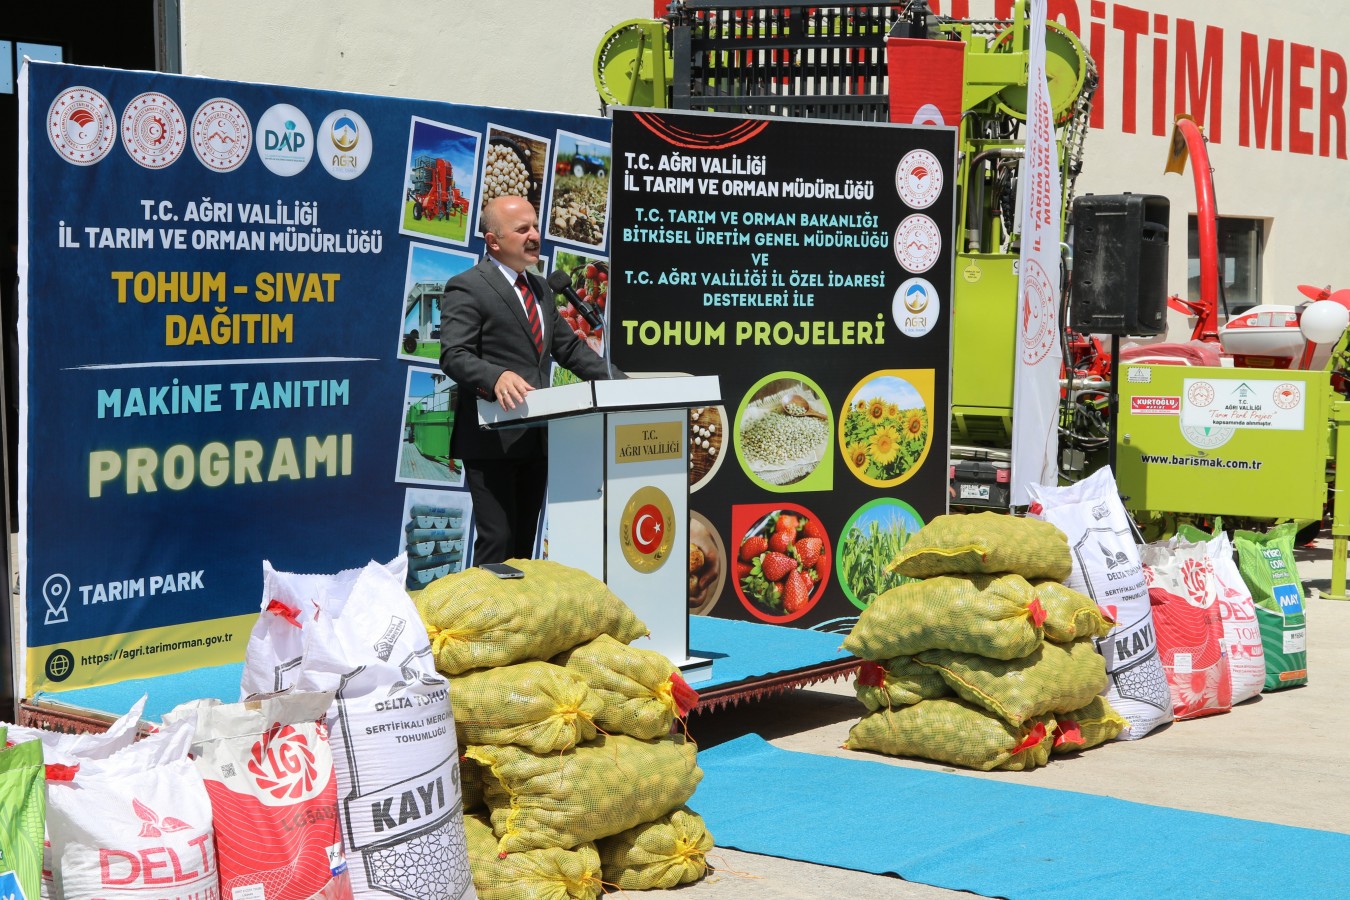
<box><xmin>517</xmin><ymin>273</ymin><xmax>544</xmax><ymax>353</ymax></box>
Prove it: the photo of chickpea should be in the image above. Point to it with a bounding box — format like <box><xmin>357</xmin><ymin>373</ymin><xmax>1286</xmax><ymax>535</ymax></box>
<box><xmin>735</xmin><ymin>375</ymin><xmax>833</xmax><ymax>490</ymax></box>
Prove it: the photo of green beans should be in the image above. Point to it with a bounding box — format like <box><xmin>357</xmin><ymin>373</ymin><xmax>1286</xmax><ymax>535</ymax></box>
<box><xmin>837</xmin><ymin>499</ymin><xmax>924</xmax><ymax>610</ymax></box>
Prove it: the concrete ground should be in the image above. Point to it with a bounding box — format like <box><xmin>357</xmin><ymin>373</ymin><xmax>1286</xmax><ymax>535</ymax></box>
<box><xmin>671</xmin><ymin>535</ymin><xmax>1348</xmax><ymax>898</ymax></box>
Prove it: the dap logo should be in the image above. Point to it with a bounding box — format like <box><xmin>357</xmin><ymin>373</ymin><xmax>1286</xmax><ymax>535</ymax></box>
<box><xmin>319</xmin><ymin>109</ymin><xmax>372</xmax><ymax>180</ymax></box>
<box><xmin>255</xmin><ymin>103</ymin><xmax>314</xmax><ymax>176</ymax></box>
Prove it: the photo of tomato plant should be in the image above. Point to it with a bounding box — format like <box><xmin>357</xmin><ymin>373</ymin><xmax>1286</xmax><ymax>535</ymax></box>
<box><xmin>731</xmin><ymin>503</ymin><xmax>831</xmax><ymax>624</ymax></box>
<box><xmin>837</xmin><ymin>499</ymin><xmax>923</xmax><ymax>610</ymax></box>
<box><xmin>839</xmin><ymin>370</ymin><xmax>935</xmax><ymax>487</ymax></box>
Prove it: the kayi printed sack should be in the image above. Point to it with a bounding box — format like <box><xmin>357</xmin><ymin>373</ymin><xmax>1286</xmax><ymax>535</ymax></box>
<box><xmin>243</xmin><ymin>559</ymin><xmax>476</xmax><ymax>900</ymax></box>
<box><xmin>1027</xmin><ymin>467</ymin><xmax>1172</xmax><ymax>739</ymax></box>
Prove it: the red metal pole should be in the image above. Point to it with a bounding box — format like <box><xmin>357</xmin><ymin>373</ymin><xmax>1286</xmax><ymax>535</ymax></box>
<box><xmin>1174</xmin><ymin>116</ymin><xmax>1221</xmax><ymax>342</ymax></box>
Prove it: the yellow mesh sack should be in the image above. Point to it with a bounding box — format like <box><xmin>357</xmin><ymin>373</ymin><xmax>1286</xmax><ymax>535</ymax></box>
<box><xmin>1033</xmin><ymin>580</ymin><xmax>1116</xmax><ymax>643</ymax></box>
<box><xmin>597</xmin><ymin>806</ymin><xmax>714</xmax><ymax>890</ymax></box>
<box><xmin>1050</xmin><ymin>696</ymin><xmax>1129</xmax><ymax>754</ymax></box>
<box><xmin>415</xmin><ymin>560</ymin><xmax>648</xmax><ymax>674</ymax></box>
<box><xmin>888</xmin><ymin>512</ymin><xmax>1072</xmax><ymax>580</ymax></box>
<box><xmin>464</xmin><ymin>812</ymin><xmax>602</xmax><ymax>900</ymax></box>
<box><xmin>853</xmin><ymin>658</ymin><xmax>952</xmax><ymax>712</ymax></box>
<box><xmin>842</xmin><ymin>573</ymin><xmax>1044</xmax><ymax>661</ymax></box>
<box><xmin>449</xmin><ymin>661</ymin><xmax>603</xmax><ymax>753</ymax></box>
<box><xmin>461</xmin><ymin>750</ymin><xmax>485</xmax><ymax>813</ymax></box>
<box><xmin>914</xmin><ymin>638</ymin><xmax>1109</xmax><ymax>725</ymax></box>
<box><xmin>845</xmin><ymin>698</ymin><xmax>1056</xmax><ymax>771</ymax></box>
<box><xmin>552</xmin><ymin>635</ymin><xmax>679</xmax><ymax>740</ymax></box>
<box><xmin>468</xmin><ymin>733</ymin><xmax>702</xmax><ymax>854</ymax></box>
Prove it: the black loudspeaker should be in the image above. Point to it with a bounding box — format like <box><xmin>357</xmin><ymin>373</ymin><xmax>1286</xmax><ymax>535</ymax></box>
<box><xmin>1069</xmin><ymin>193</ymin><xmax>1169</xmax><ymax>336</ymax></box>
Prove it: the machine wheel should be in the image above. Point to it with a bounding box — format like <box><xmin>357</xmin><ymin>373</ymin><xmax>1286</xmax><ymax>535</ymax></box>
<box><xmin>572</xmin><ymin>162</ymin><xmax>586</xmax><ymax>177</ymax></box>
<box><xmin>595</xmin><ymin>167</ymin><xmax>606</xmax><ymax>179</ymax></box>
<box><xmin>412</xmin><ymin>203</ymin><xmax>423</xmax><ymax>220</ymax></box>
<box><xmin>403</xmin><ymin>332</ymin><xmax>418</xmax><ymax>353</ymax></box>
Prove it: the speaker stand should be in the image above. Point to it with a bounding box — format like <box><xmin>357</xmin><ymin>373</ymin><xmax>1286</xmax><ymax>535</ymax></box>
<box><xmin>1107</xmin><ymin>334</ymin><xmax>1120</xmax><ymax>476</ymax></box>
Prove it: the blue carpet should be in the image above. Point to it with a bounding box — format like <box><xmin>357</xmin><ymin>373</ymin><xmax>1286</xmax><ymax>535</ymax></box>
<box><xmin>693</xmin><ymin>734</ymin><xmax>1350</xmax><ymax>900</ymax></box>
<box><xmin>689</xmin><ymin>616</ymin><xmax>852</xmax><ymax>689</ymax></box>
<box><xmin>37</xmin><ymin>617</ymin><xmax>851</xmax><ymax>720</ymax></box>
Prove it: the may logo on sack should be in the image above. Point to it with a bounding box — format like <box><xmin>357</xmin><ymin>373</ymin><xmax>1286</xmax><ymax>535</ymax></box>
<box><xmin>1273</xmin><ymin>583</ymin><xmax>1304</xmax><ymax>616</ymax></box>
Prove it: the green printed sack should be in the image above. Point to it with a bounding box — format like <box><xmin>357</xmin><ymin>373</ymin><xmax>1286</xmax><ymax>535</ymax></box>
<box><xmin>448</xmin><ymin>661</ymin><xmax>602</xmax><ymax>752</ymax></box>
<box><xmin>1234</xmin><ymin>525</ymin><xmax>1308</xmax><ymax>690</ymax></box>
<box><xmin>853</xmin><ymin>658</ymin><xmax>952</xmax><ymax>711</ymax></box>
<box><xmin>888</xmin><ymin>512</ymin><xmax>1072</xmax><ymax>580</ymax></box>
<box><xmin>1033</xmin><ymin>580</ymin><xmax>1116</xmax><ymax>643</ymax></box>
<box><xmin>464</xmin><ymin>812</ymin><xmax>602</xmax><ymax>900</ymax></box>
<box><xmin>1050</xmin><ymin>696</ymin><xmax>1129</xmax><ymax>754</ymax></box>
<box><xmin>552</xmin><ymin>634</ymin><xmax>681</xmax><ymax>740</ymax></box>
<box><xmin>597</xmin><ymin>807</ymin><xmax>713</xmax><ymax>890</ymax></box>
<box><xmin>845</xmin><ymin>698</ymin><xmax>1056</xmax><ymax>771</ymax></box>
<box><xmin>843</xmin><ymin>573</ymin><xmax>1045</xmax><ymax>661</ymax></box>
<box><xmin>915</xmin><ymin>638</ymin><xmax>1108</xmax><ymax>725</ymax></box>
<box><xmin>468</xmin><ymin>733</ymin><xmax>702</xmax><ymax>854</ymax></box>
<box><xmin>417</xmin><ymin>560</ymin><xmax>648</xmax><ymax>674</ymax></box>
<box><xmin>0</xmin><ymin>737</ymin><xmax>42</xmax><ymax>900</ymax></box>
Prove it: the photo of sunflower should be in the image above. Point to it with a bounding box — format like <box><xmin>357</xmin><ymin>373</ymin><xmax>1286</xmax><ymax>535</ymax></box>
<box><xmin>840</xmin><ymin>372</ymin><xmax>932</xmax><ymax>485</ymax></box>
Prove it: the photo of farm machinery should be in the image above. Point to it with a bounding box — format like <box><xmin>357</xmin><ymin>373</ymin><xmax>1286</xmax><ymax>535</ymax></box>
<box><xmin>406</xmin><ymin>154</ymin><xmax>470</xmax><ymax>221</ymax></box>
<box><xmin>591</xmin><ymin>0</ymin><xmax>1350</xmax><ymax>548</ymax></box>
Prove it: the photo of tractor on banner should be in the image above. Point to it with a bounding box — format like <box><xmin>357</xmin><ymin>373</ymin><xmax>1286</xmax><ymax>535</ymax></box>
<box><xmin>0</xmin><ymin>472</ymin><xmax>1313</xmax><ymax>900</ymax></box>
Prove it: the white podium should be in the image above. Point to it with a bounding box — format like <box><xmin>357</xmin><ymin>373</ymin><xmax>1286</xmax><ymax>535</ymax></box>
<box><xmin>478</xmin><ymin>374</ymin><xmax>721</xmax><ymax>680</ymax></box>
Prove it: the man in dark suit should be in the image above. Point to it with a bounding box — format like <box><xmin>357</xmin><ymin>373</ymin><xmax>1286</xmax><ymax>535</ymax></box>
<box><xmin>439</xmin><ymin>195</ymin><xmax>619</xmax><ymax>564</ymax></box>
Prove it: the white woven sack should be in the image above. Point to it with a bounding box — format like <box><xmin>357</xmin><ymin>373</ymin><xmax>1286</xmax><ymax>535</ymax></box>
<box><xmin>242</xmin><ymin>559</ymin><xmax>475</xmax><ymax>900</ymax></box>
<box><xmin>7</xmin><ymin>696</ymin><xmax>146</xmax><ymax>899</ymax></box>
<box><xmin>1028</xmin><ymin>466</ymin><xmax>1173</xmax><ymax>739</ymax></box>
<box><xmin>1179</xmin><ymin>532</ymin><xmax>1265</xmax><ymax>704</ymax></box>
<box><xmin>47</xmin><ymin>716</ymin><xmax>218</xmax><ymax>900</ymax></box>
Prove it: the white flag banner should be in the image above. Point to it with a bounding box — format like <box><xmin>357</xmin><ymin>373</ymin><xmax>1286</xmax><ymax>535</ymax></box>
<box><xmin>1011</xmin><ymin>0</ymin><xmax>1064</xmax><ymax>505</ymax></box>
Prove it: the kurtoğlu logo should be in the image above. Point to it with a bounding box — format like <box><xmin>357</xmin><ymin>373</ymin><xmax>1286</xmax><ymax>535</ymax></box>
<box><xmin>45</xmin><ymin>648</ymin><xmax>75</xmax><ymax>683</ymax></box>
<box><xmin>256</xmin><ymin>103</ymin><xmax>314</xmax><ymax>176</ymax></box>
<box><xmin>319</xmin><ymin>108</ymin><xmax>372</xmax><ymax>179</ymax></box>
<box><xmin>892</xmin><ymin>277</ymin><xmax>938</xmax><ymax>338</ymax></box>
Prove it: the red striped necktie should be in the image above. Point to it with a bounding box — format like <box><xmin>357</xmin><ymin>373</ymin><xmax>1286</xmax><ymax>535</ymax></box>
<box><xmin>516</xmin><ymin>273</ymin><xmax>544</xmax><ymax>354</ymax></box>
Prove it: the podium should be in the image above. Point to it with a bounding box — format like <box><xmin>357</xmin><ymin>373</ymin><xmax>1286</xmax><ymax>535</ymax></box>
<box><xmin>478</xmin><ymin>374</ymin><xmax>721</xmax><ymax>680</ymax></box>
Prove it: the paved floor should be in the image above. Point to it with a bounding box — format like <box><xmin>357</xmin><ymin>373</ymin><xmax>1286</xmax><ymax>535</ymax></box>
<box><xmin>673</xmin><ymin>535</ymin><xmax>1348</xmax><ymax>898</ymax></box>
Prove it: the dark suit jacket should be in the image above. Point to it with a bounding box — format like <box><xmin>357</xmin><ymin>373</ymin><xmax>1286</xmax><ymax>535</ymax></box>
<box><xmin>439</xmin><ymin>259</ymin><xmax>615</xmax><ymax>459</ymax></box>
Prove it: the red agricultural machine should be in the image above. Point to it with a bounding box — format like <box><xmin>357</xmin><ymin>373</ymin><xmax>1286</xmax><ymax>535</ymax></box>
<box><xmin>407</xmin><ymin>155</ymin><xmax>469</xmax><ymax>221</ymax></box>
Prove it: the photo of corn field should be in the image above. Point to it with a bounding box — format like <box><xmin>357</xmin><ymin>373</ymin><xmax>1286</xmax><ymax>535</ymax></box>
<box><xmin>839</xmin><ymin>371</ymin><xmax>934</xmax><ymax>487</ymax></box>
<box><xmin>837</xmin><ymin>499</ymin><xmax>924</xmax><ymax>610</ymax></box>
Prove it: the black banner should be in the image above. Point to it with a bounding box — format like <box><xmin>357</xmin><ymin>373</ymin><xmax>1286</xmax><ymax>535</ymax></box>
<box><xmin>611</xmin><ymin>109</ymin><xmax>957</xmax><ymax>632</ymax></box>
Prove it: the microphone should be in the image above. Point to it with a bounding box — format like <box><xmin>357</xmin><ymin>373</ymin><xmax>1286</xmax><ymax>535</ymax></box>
<box><xmin>547</xmin><ymin>270</ymin><xmax>604</xmax><ymax>331</ymax></box>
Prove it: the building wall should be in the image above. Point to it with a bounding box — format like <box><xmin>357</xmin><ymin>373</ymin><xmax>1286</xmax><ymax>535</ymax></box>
<box><xmin>181</xmin><ymin>0</ymin><xmax>1350</xmax><ymax>314</ymax></box>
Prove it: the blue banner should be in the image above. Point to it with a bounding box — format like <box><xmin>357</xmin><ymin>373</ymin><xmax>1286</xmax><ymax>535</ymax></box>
<box><xmin>22</xmin><ymin>62</ymin><xmax>612</xmax><ymax>693</ymax></box>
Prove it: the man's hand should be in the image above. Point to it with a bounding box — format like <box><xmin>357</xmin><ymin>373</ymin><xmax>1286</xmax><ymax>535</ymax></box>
<box><xmin>494</xmin><ymin>370</ymin><xmax>534</xmax><ymax>410</ymax></box>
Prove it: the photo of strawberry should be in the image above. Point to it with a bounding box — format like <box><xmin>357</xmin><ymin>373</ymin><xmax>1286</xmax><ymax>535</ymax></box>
<box><xmin>732</xmin><ymin>505</ymin><xmax>833</xmax><ymax>623</ymax></box>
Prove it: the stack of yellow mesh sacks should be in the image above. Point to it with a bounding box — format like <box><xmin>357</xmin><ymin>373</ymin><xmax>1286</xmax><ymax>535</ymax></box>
<box><xmin>843</xmin><ymin>512</ymin><xmax>1128</xmax><ymax>771</ymax></box>
<box><xmin>413</xmin><ymin>559</ymin><xmax>713</xmax><ymax>900</ymax></box>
